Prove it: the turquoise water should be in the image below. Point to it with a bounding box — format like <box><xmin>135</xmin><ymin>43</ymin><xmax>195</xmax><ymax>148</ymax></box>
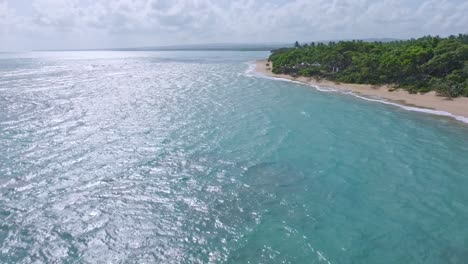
<box><xmin>1</xmin><ymin>51</ymin><xmax>468</xmax><ymax>263</ymax></box>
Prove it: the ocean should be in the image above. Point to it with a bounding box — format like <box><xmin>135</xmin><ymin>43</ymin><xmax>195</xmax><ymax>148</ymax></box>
<box><xmin>1</xmin><ymin>51</ymin><xmax>468</xmax><ymax>263</ymax></box>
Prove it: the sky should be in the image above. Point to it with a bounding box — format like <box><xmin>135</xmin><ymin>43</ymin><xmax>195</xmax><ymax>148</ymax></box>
<box><xmin>0</xmin><ymin>0</ymin><xmax>467</xmax><ymax>51</ymax></box>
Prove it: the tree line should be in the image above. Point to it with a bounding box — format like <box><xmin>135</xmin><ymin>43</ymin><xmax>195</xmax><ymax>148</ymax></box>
<box><xmin>269</xmin><ymin>34</ymin><xmax>468</xmax><ymax>97</ymax></box>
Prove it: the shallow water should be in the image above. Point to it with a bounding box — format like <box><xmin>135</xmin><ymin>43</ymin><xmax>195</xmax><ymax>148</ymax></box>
<box><xmin>1</xmin><ymin>51</ymin><xmax>468</xmax><ymax>264</ymax></box>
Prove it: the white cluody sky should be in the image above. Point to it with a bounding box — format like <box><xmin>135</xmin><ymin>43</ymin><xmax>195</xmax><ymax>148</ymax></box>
<box><xmin>0</xmin><ymin>0</ymin><xmax>467</xmax><ymax>50</ymax></box>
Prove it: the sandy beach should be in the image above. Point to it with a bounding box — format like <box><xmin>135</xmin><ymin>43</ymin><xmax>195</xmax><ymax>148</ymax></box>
<box><xmin>256</xmin><ymin>59</ymin><xmax>468</xmax><ymax>122</ymax></box>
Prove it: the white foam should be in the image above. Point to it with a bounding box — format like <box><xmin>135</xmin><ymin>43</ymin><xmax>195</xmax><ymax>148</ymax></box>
<box><xmin>351</xmin><ymin>93</ymin><xmax>468</xmax><ymax>124</ymax></box>
<box><xmin>249</xmin><ymin>64</ymin><xmax>468</xmax><ymax>124</ymax></box>
<box><xmin>244</xmin><ymin>61</ymin><xmax>257</xmax><ymax>76</ymax></box>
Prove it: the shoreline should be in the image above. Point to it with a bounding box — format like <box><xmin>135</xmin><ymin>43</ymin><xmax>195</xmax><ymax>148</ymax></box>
<box><xmin>255</xmin><ymin>60</ymin><xmax>468</xmax><ymax>124</ymax></box>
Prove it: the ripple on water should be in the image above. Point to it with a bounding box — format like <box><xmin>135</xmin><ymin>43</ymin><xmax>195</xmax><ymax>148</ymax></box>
<box><xmin>1</xmin><ymin>51</ymin><xmax>468</xmax><ymax>263</ymax></box>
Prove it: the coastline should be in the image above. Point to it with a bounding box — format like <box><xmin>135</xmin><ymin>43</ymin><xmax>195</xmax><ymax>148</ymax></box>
<box><xmin>255</xmin><ymin>59</ymin><xmax>468</xmax><ymax>123</ymax></box>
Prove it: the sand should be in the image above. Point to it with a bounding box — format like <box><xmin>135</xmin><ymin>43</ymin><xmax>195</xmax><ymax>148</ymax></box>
<box><xmin>255</xmin><ymin>60</ymin><xmax>468</xmax><ymax>122</ymax></box>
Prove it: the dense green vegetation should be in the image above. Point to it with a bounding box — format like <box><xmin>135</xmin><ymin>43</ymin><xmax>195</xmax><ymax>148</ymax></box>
<box><xmin>269</xmin><ymin>35</ymin><xmax>468</xmax><ymax>97</ymax></box>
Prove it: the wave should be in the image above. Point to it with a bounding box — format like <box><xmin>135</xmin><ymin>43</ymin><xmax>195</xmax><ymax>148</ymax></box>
<box><xmin>247</xmin><ymin>62</ymin><xmax>468</xmax><ymax>124</ymax></box>
<box><xmin>351</xmin><ymin>93</ymin><xmax>468</xmax><ymax>124</ymax></box>
<box><xmin>244</xmin><ymin>61</ymin><xmax>257</xmax><ymax>76</ymax></box>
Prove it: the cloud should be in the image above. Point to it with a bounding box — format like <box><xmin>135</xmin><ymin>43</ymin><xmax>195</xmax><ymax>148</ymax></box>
<box><xmin>0</xmin><ymin>0</ymin><xmax>467</xmax><ymax>50</ymax></box>
<box><xmin>0</xmin><ymin>0</ymin><xmax>17</xmax><ymax>33</ymax></box>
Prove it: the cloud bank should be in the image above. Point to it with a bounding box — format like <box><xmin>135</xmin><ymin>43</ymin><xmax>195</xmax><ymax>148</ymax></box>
<box><xmin>1</xmin><ymin>0</ymin><xmax>467</xmax><ymax>50</ymax></box>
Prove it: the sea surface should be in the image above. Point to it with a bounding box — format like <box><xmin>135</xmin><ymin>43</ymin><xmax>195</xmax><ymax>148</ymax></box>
<box><xmin>1</xmin><ymin>51</ymin><xmax>468</xmax><ymax>264</ymax></box>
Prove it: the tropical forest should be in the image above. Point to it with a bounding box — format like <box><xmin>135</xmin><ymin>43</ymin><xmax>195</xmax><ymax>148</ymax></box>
<box><xmin>268</xmin><ymin>34</ymin><xmax>468</xmax><ymax>97</ymax></box>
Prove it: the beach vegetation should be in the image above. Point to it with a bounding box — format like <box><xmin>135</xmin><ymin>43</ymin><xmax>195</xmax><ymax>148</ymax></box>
<box><xmin>269</xmin><ymin>35</ymin><xmax>468</xmax><ymax>97</ymax></box>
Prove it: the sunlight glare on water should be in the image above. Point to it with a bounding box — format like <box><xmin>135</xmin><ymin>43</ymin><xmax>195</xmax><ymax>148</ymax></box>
<box><xmin>1</xmin><ymin>51</ymin><xmax>468</xmax><ymax>263</ymax></box>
